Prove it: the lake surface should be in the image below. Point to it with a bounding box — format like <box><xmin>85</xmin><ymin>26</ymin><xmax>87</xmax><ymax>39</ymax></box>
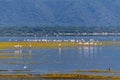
<box><xmin>0</xmin><ymin>36</ymin><xmax>120</xmax><ymax>76</ymax></box>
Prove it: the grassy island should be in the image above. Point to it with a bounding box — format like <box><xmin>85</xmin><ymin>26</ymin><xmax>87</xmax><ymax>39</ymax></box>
<box><xmin>0</xmin><ymin>41</ymin><xmax>103</xmax><ymax>49</ymax></box>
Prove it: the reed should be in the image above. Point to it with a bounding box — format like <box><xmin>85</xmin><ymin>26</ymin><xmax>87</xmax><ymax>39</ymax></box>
<box><xmin>0</xmin><ymin>73</ymin><xmax>120</xmax><ymax>79</ymax></box>
<box><xmin>73</xmin><ymin>69</ymin><xmax>117</xmax><ymax>73</ymax></box>
<box><xmin>0</xmin><ymin>41</ymin><xmax>102</xmax><ymax>49</ymax></box>
<box><xmin>0</xmin><ymin>41</ymin><xmax>119</xmax><ymax>49</ymax></box>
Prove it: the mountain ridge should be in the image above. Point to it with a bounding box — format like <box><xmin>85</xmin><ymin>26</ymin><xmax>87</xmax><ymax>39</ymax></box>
<box><xmin>0</xmin><ymin>0</ymin><xmax>120</xmax><ymax>27</ymax></box>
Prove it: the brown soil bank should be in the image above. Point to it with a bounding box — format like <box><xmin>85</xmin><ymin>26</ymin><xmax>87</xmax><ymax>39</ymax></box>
<box><xmin>0</xmin><ymin>74</ymin><xmax>120</xmax><ymax>79</ymax></box>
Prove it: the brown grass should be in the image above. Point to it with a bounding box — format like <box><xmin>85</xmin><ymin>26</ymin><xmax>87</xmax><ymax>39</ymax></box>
<box><xmin>0</xmin><ymin>74</ymin><xmax>120</xmax><ymax>79</ymax></box>
<box><xmin>0</xmin><ymin>41</ymin><xmax>119</xmax><ymax>49</ymax></box>
<box><xmin>0</xmin><ymin>41</ymin><xmax>103</xmax><ymax>49</ymax></box>
<box><xmin>73</xmin><ymin>70</ymin><xmax>117</xmax><ymax>73</ymax></box>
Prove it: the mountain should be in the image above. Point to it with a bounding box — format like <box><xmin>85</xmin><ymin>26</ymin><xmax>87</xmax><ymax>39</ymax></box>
<box><xmin>0</xmin><ymin>0</ymin><xmax>120</xmax><ymax>27</ymax></box>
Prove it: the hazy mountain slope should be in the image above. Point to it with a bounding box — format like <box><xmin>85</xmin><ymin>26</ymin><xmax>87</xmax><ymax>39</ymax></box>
<box><xmin>0</xmin><ymin>0</ymin><xmax>120</xmax><ymax>26</ymax></box>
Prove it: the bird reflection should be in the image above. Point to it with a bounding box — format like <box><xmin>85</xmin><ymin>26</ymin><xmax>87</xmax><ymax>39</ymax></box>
<box><xmin>84</xmin><ymin>47</ymin><xmax>90</xmax><ymax>57</ymax></box>
<box><xmin>14</xmin><ymin>49</ymin><xmax>22</xmax><ymax>56</ymax></box>
<box><xmin>14</xmin><ymin>49</ymin><xmax>32</xmax><ymax>59</ymax></box>
<box><xmin>29</xmin><ymin>49</ymin><xmax>32</xmax><ymax>55</ymax></box>
<box><xmin>59</xmin><ymin>48</ymin><xmax>62</xmax><ymax>55</ymax></box>
<box><xmin>78</xmin><ymin>46</ymin><xmax>102</xmax><ymax>58</ymax></box>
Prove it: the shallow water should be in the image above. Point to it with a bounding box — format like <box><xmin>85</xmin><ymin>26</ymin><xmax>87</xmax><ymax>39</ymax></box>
<box><xmin>0</xmin><ymin>36</ymin><xmax>120</xmax><ymax>76</ymax></box>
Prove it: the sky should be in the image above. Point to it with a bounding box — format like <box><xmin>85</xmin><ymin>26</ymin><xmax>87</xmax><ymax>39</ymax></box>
<box><xmin>0</xmin><ymin>0</ymin><xmax>120</xmax><ymax>27</ymax></box>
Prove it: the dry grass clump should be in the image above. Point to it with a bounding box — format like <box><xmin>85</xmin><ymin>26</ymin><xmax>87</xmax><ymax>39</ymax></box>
<box><xmin>0</xmin><ymin>74</ymin><xmax>120</xmax><ymax>79</ymax></box>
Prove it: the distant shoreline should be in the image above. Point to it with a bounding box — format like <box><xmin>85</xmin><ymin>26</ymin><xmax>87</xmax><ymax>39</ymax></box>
<box><xmin>1</xmin><ymin>32</ymin><xmax>120</xmax><ymax>36</ymax></box>
<box><xmin>0</xmin><ymin>26</ymin><xmax>120</xmax><ymax>36</ymax></box>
